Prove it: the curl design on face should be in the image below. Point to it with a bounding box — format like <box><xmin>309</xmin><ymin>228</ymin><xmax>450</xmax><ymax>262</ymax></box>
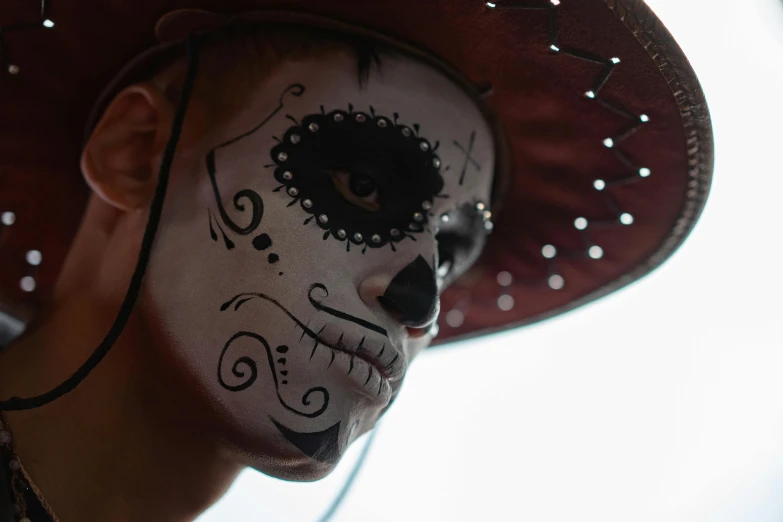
<box><xmin>270</xmin><ymin>106</ymin><xmax>446</xmax><ymax>253</ymax></box>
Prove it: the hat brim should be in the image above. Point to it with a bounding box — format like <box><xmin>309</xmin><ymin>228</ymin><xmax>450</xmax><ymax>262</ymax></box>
<box><xmin>0</xmin><ymin>0</ymin><xmax>713</xmax><ymax>346</ymax></box>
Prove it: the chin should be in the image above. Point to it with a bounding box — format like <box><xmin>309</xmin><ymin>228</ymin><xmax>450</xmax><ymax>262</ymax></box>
<box><xmin>216</xmin><ymin>391</ymin><xmax>382</xmax><ymax>483</ymax></box>
<box><xmin>254</xmin><ymin>453</ymin><xmax>340</xmax><ymax>482</ymax></box>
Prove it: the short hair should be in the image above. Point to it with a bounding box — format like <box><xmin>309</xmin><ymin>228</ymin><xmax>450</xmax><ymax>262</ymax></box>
<box><xmin>158</xmin><ymin>24</ymin><xmax>387</xmax><ymax>125</ymax></box>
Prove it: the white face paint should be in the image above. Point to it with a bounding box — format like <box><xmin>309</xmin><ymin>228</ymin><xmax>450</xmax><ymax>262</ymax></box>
<box><xmin>143</xmin><ymin>47</ymin><xmax>495</xmax><ymax>479</ymax></box>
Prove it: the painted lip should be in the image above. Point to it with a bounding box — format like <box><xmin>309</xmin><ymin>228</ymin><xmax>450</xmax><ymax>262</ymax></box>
<box><xmin>218</xmin><ymin>291</ymin><xmax>406</xmax><ymax>386</ymax></box>
<box><xmin>314</xmin><ymin>331</ymin><xmax>405</xmax><ymax>384</ymax></box>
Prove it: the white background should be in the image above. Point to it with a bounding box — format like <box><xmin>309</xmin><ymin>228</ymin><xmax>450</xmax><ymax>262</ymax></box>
<box><xmin>199</xmin><ymin>0</ymin><xmax>783</xmax><ymax>520</ymax></box>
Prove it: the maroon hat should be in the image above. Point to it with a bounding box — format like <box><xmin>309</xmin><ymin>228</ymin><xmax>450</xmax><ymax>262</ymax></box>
<box><xmin>0</xmin><ymin>0</ymin><xmax>713</xmax><ymax>346</ymax></box>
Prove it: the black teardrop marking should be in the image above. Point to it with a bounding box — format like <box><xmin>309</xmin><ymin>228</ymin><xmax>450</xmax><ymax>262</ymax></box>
<box><xmin>268</xmin><ymin>253</ymin><xmax>280</xmax><ymax>264</ymax></box>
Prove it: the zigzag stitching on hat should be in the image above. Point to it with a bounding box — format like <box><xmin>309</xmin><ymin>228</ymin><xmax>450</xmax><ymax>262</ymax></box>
<box><xmin>0</xmin><ymin>0</ymin><xmax>52</xmax><ymax>76</ymax></box>
<box><xmin>485</xmin><ymin>0</ymin><xmax>652</xmax><ymax>294</ymax></box>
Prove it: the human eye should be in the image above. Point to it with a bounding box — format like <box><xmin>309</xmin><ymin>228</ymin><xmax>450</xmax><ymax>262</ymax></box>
<box><xmin>329</xmin><ymin>169</ymin><xmax>381</xmax><ymax>212</ymax></box>
<box><xmin>435</xmin><ymin>207</ymin><xmax>489</xmax><ymax>288</ymax></box>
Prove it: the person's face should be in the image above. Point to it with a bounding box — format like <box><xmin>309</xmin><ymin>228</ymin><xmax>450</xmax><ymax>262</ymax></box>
<box><xmin>142</xmin><ymin>46</ymin><xmax>496</xmax><ymax>479</ymax></box>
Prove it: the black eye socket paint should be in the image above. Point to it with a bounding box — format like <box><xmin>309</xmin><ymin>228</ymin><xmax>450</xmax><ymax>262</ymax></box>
<box><xmin>377</xmin><ymin>255</ymin><xmax>438</xmax><ymax>328</ymax></box>
<box><xmin>270</xmin><ymin>106</ymin><xmax>447</xmax><ymax>254</ymax></box>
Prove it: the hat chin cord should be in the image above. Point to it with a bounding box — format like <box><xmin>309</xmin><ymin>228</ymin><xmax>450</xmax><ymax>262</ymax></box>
<box><xmin>0</xmin><ymin>35</ymin><xmax>200</xmax><ymax>412</ymax></box>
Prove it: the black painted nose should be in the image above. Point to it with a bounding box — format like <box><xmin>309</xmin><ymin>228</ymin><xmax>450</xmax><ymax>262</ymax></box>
<box><xmin>377</xmin><ymin>255</ymin><xmax>439</xmax><ymax>328</ymax></box>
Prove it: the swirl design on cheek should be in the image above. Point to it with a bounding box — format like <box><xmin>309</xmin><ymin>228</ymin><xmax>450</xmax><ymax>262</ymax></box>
<box><xmin>218</xmin><ymin>331</ymin><xmax>329</xmax><ymax>419</ymax></box>
<box><xmin>205</xmin><ymin>84</ymin><xmax>306</xmax><ymax>243</ymax></box>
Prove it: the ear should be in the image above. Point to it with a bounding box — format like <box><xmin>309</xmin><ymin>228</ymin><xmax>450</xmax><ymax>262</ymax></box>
<box><xmin>81</xmin><ymin>83</ymin><xmax>175</xmax><ymax>211</ymax></box>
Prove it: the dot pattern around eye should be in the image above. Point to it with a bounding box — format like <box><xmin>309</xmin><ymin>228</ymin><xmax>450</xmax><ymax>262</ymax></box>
<box><xmin>270</xmin><ymin>106</ymin><xmax>445</xmax><ymax>252</ymax></box>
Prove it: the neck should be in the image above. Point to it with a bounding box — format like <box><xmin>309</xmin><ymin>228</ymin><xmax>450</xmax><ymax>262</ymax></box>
<box><xmin>0</xmin><ymin>288</ymin><xmax>242</xmax><ymax>522</ymax></box>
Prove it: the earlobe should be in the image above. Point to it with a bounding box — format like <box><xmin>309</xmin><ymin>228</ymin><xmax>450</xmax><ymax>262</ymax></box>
<box><xmin>81</xmin><ymin>83</ymin><xmax>175</xmax><ymax>211</ymax></box>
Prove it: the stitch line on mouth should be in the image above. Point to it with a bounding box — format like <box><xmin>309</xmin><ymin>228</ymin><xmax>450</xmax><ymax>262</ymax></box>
<box><xmin>220</xmin><ymin>292</ymin><xmax>395</xmax><ymax>380</ymax></box>
<box><xmin>316</xmin><ymin>333</ymin><xmax>392</xmax><ymax>380</ymax></box>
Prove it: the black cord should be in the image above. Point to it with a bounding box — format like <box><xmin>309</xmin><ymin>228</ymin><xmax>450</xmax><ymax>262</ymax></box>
<box><xmin>316</xmin><ymin>426</ymin><xmax>379</xmax><ymax>522</ymax></box>
<box><xmin>0</xmin><ymin>34</ymin><xmax>200</xmax><ymax>412</ymax></box>
<box><xmin>1</xmin><ymin>33</ymin><xmax>375</xmax><ymax>522</ymax></box>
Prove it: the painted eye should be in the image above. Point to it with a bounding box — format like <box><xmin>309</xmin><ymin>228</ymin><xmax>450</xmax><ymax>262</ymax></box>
<box><xmin>330</xmin><ymin>170</ymin><xmax>381</xmax><ymax>212</ymax></box>
<box><xmin>437</xmin><ymin>245</ymin><xmax>454</xmax><ymax>280</ymax></box>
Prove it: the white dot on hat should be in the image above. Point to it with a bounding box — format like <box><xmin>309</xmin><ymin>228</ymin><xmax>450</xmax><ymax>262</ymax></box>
<box><xmin>20</xmin><ymin>276</ymin><xmax>36</xmax><ymax>293</ymax></box>
<box><xmin>574</xmin><ymin>217</ymin><xmax>588</xmax><ymax>230</ymax></box>
<box><xmin>1</xmin><ymin>211</ymin><xmax>15</xmax><ymax>226</ymax></box>
<box><xmin>589</xmin><ymin>246</ymin><xmax>604</xmax><ymax>259</ymax></box>
<box><xmin>43</xmin><ymin>19</ymin><xmax>55</xmax><ymax>28</ymax></box>
<box><xmin>620</xmin><ymin>213</ymin><xmax>634</xmax><ymax>225</ymax></box>
<box><xmin>497</xmin><ymin>295</ymin><xmax>515</xmax><ymax>311</ymax></box>
<box><xmin>594</xmin><ymin>179</ymin><xmax>606</xmax><ymax>191</ymax></box>
<box><xmin>639</xmin><ymin>167</ymin><xmax>651</xmax><ymax>177</ymax></box>
<box><xmin>445</xmin><ymin>310</ymin><xmax>464</xmax><ymax>328</ymax></box>
<box><xmin>542</xmin><ymin>244</ymin><xmax>557</xmax><ymax>259</ymax></box>
<box><xmin>26</xmin><ymin>250</ymin><xmax>42</xmax><ymax>266</ymax></box>
<box><xmin>548</xmin><ymin>275</ymin><xmax>565</xmax><ymax>290</ymax></box>
<box><xmin>496</xmin><ymin>271</ymin><xmax>513</xmax><ymax>287</ymax></box>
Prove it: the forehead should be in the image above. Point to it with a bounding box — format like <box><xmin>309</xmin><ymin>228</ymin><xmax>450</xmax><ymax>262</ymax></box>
<box><xmin>223</xmin><ymin>46</ymin><xmax>496</xmax><ymax>208</ymax></box>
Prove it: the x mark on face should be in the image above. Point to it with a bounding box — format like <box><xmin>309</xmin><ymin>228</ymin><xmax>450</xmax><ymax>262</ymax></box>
<box><xmin>454</xmin><ymin>130</ymin><xmax>480</xmax><ymax>186</ymax></box>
